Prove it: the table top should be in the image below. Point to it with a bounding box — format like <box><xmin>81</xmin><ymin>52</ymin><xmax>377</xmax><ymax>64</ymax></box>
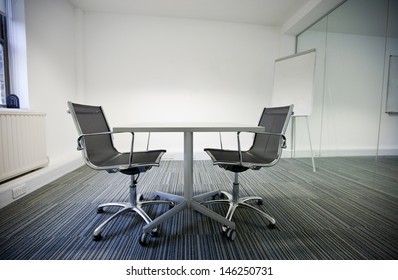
<box><xmin>113</xmin><ymin>122</ymin><xmax>265</xmax><ymax>133</ymax></box>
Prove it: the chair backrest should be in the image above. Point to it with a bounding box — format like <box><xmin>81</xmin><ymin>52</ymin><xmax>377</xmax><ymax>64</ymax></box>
<box><xmin>68</xmin><ymin>102</ymin><xmax>118</xmax><ymax>166</ymax></box>
<box><xmin>249</xmin><ymin>105</ymin><xmax>294</xmax><ymax>162</ymax></box>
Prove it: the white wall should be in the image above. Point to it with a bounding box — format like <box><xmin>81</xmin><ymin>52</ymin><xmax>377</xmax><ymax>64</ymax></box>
<box><xmin>83</xmin><ymin>13</ymin><xmax>283</xmax><ymax>158</ymax></box>
<box><xmin>20</xmin><ymin>1</ymin><xmax>291</xmax><ymax>163</ymax></box>
<box><xmin>24</xmin><ymin>0</ymin><xmax>81</xmax><ymax>163</ymax></box>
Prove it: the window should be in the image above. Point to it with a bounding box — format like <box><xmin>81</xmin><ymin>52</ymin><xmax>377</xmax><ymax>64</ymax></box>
<box><xmin>0</xmin><ymin>13</ymin><xmax>10</xmax><ymax>107</ymax></box>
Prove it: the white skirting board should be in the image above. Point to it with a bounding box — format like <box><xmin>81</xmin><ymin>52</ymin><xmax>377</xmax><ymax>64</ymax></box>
<box><xmin>0</xmin><ymin>154</ymin><xmax>84</xmax><ymax>209</ymax></box>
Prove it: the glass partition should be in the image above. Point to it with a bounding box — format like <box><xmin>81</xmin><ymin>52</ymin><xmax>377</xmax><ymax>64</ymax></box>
<box><xmin>297</xmin><ymin>0</ymin><xmax>391</xmax><ymax>160</ymax></box>
<box><xmin>324</xmin><ymin>0</ymin><xmax>388</xmax><ymax>157</ymax></box>
<box><xmin>296</xmin><ymin>18</ymin><xmax>327</xmax><ymax>157</ymax></box>
<box><xmin>378</xmin><ymin>0</ymin><xmax>398</xmax><ymax>156</ymax></box>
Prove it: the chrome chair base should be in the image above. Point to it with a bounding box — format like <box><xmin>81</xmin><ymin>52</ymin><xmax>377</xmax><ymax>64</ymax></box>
<box><xmin>203</xmin><ymin>191</ymin><xmax>276</xmax><ymax>228</ymax></box>
<box><xmin>201</xmin><ymin>173</ymin><xmax>276</xmax><ymax>238</ymax></box>
<box><xmin>93</xmin><ymin>177</ymin><xmax>174</xmax><ymax>242</ymax></box>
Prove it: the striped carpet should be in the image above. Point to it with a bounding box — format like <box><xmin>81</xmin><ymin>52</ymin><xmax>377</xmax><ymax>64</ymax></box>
<box><xmin>0</xmin><ymin>157</ymin><xmax>397</xmax><ymax>260</ymax></box>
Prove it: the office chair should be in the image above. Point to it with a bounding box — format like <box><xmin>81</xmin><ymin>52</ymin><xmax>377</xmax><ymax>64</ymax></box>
<box><xmin>202</xmin><ymin>105</ymin><xmax>294</xmax><ymax>240</ymax></box>
<box><xmin>68</xmin><ymin>101</ymin><xmax>173</xmax><ymax>245</ymax></box>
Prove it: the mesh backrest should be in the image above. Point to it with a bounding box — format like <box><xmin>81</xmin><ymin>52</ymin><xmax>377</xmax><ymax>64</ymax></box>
<box><xmin>69</xmin><ymin>102</ymin><xmax>118</xmax><ymax>164</ymax></box>
<box><xmin>249</xmin><ymin>105</ymin><xmax>293</xmax><ymax>160</ymax></box>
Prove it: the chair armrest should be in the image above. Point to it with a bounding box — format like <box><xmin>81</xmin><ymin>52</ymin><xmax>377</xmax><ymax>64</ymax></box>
<box><xmin>77</xmin><ymin>131</ymin><xmax>135</xmax><ymax>167</ymax></box>
<box><xmin>77</xmin><ymin>131</ymin><xmax>134</xmax><ymax>149</ymax></box>
<box><xmin>255</xmin><ymin>131</ymin><xmax>287</xmax><ymax>148</ymax></box>
<box><xmin>238</xmin><ymin>131</ymin><xmax>287</xmax><ymax>148</ymax></box>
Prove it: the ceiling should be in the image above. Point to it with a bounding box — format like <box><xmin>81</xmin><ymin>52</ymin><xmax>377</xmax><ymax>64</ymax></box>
<box><xmin>68</xmin><ymin>0</ymin><xmax>313</xmax><ymax>27</ymax></box>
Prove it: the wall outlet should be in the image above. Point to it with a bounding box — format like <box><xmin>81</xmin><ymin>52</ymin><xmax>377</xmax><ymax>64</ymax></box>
<box><xmin>12</xmin><ymin>184</ymin><xmax>27</xmax><ymax>199</ymax></box>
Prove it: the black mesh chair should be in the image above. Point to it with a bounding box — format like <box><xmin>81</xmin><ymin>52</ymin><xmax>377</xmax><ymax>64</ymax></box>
<box><xmin>68</xmin><ymin>101</ymin><xmax>173</xmax><ymax>244</ymax></box>
<box><xmin>202</xmin><ymin>105</ymin><xmax>293</xmax><ymax>240</ymax></box>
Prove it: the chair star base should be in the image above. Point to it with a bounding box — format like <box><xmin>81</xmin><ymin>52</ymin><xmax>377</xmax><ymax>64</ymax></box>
<box><xmin>201</xmin><ymin>173</ymin><xmax>277</xmax><ymax>237</ymax></box>
<box><xmin>92</xmin><ymin>178</ymin><xmax>173</xmax><ymax>243</ymax></box>
<box><xmin>212</xmin><ymin>191</ymin><xmax>277</xmax><ymax>228</ymax></box>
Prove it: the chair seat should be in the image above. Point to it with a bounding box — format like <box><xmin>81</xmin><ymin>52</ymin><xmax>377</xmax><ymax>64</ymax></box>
<box><xmin>204</xmin><ymin>148</ymin><xmax>276</xmax><ymax>172</ymax></box>
<box><xmin>90</xmin><ymin>149</ymin><xmax>166</xmax><ymax>174</ymax></box>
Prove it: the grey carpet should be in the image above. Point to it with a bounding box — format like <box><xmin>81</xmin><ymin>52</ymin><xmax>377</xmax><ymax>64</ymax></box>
<box><xmin>0</xmin><ymin>157</ymin><xmax>397</xmax><ymax>260</ymax></box>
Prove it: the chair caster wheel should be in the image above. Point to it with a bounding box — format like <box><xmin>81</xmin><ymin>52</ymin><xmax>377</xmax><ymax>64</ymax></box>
<box><xmin>139</xmin><ymin>194</ymin><xmax>144</xmax><ymax>201</ymax></box>
<box><xmin>212</xmin><ymin>192</ymin><xmax>221</xmax><ymax>200</ymax></box>
<box><xmin>139</xmin><ymin>233</ymin><xmax>150</xmax><ymax>246</ymax></box>
<box><xmin>220</xmin><ymin>193</ymin><xmax>228</xmax><ymax>199</ymax></box>
<box><xmin>221</xmin><ymin>226</ymin><xmax>236</xmax><ymax>241</ymax></box>
<box><xmin>93</xmin><ymin>234</ymin><xmax>102</xmax><ymax>241</ymax></box>
<box><xmin>97</xmin><ymin>207</ymin><xmax>104</xmax><ymax>213</ymax></box>
<box><xmin>226</xmin><ymin>228</ymin><xmax>236</xmax><ymax>241</ymax></box>
<box><xmin>150</xmin><ymin>227</ymin><xmax>159</xmax><ymax>237</ymax></box>
<box><xmin>256</xmin><ymin>199</ymin><xmax>263</xmax><ymax>205</ymax></box>
<box><xmin>169</xmin><ymin>201</ymin><xmax>176</xmax><ymax>209</ymax></box>
<box><xmin>268</xmin><ymin>222</ymin><xmax>276</xmax><ymax>229</ymax></box>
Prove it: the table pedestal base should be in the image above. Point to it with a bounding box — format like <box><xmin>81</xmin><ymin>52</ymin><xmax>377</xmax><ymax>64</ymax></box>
<box><xmin>143</xmin><ymin>191</ymin><xmax>236</xmax><ymax>235</ymax></box>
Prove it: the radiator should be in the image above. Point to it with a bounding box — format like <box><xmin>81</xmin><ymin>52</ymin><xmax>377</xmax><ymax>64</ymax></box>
<box><xmin>0</xmin><ymin>110</ymin><xmax>49</xmax><ymax>182</ymax></box>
